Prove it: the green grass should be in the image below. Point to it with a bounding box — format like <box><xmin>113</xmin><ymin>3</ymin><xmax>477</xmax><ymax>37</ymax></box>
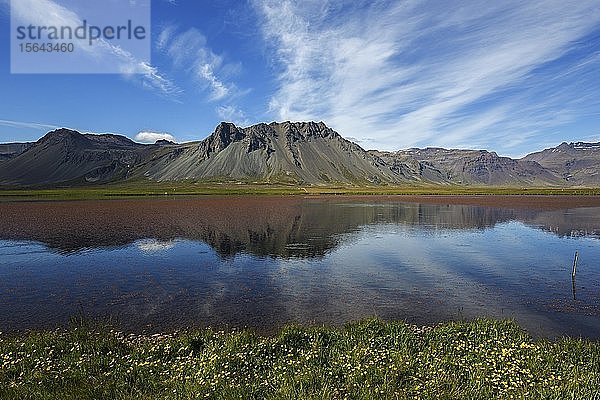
<box><xmin>1</xmin><ymin>319</ymin><xmax>598</xmax><ymax>399</ymax></box>
<box><xmin>1</xmin><ymin>180</ymin><xmax>599</xmax><ymax>201</ymax></box>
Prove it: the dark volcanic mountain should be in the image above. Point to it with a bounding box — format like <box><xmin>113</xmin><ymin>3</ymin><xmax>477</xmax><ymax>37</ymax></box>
<box><xmin>523</xmin><ymin>142</ymin><xmax>600</xmax><ymax>185</ymax></box>
<box><xmin>0</xmin><ymin>142</ymin><xmax>33</xmax><ymax>162</ymax></box>
<box><xmin>0</xmin><ymin>129</ymin><xmax>155</xmax><ymax>186</ymax></box>
<box><xmin>0</xmin><ymin>122</ymin><xmax>598</xmax><ymax>187</ymax></box>
<box><xmin>138</xmin><ymin>121</ymin><xmax>415</xmax><ymax>184</ymax></box>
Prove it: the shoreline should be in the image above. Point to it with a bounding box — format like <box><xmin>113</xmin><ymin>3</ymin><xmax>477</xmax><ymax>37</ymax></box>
<box><xmin>1</xmin><ymin>183</ymin><xmax>599</xmax><ymax>203</ymax></box>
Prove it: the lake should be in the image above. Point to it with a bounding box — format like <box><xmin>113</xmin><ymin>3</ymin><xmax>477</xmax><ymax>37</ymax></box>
<box><xmin>0</xmin><ymin>195</ymin><xmax>599</xmax><ymax>338</ymax></box>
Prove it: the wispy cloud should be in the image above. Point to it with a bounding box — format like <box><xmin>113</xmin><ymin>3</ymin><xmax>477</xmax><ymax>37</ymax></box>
<box><xmin>10</xmin><ymin>0</ymin><xmax>180</xmax><ymax>98</ymax></box>
<box><xmin>0</xmin><ymin>119</ymin><xmax>60</xmax><ymax>131</ymax></box>
<box><xmin>216</xmin><ymin>105</ymin><xmax>251</xmax><ymax>126</ymax></box>
<box><xmin>254</xmin><ymin>0</ymin><xmax>600</xmax><ymax>154</ymax></box>
<box><xmin>157</xmin><ymin>26</ymin><xmax>241</xmax><ymax>101</ymax></box>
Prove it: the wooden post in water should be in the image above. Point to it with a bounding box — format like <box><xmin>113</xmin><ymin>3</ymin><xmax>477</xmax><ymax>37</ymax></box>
<box><xmin>571</xmin><ymin>251</ymin><xmax>578</xmax><ymax>300</ymax></box>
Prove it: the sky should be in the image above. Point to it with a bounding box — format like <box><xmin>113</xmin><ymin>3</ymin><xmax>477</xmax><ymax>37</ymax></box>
<box><xmin>0</xmin><ymin>0</ymin><xmax>599</xmax><ymax>157</ymax></box>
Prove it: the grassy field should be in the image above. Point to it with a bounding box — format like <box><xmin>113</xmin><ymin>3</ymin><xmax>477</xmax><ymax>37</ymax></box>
<box><xmin>1</xmin><ymin>319</ymin><xmax>598</xmax><ymax>399</ymax></box>
<box><xmin>1</xmin><ymin>180</ymin><xmax>599</xmax><ymax>200</ymax></box>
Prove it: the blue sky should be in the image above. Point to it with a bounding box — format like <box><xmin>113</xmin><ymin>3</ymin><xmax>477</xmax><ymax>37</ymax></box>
<box><xmin>0</xmin><ymin>0</ymin><xmax>599</xmax><ymax>157</ymax></box>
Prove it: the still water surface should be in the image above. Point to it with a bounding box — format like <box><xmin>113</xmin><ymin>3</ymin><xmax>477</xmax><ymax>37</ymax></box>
<box><xmin>0</xmin><ymin>196</ymin><xmax>599</xmax><ymax>338</ymax></box>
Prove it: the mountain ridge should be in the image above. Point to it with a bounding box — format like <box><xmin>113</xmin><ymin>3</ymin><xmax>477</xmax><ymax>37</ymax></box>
<box><xmin>0</xmin><ymin>122</ymin><xmax>598</xmax><ymax>187</ymax></box>
<box><xmin>523</xmin><ymin>141</ymin><xmax>600</xmax><ymax>185</ymax></box>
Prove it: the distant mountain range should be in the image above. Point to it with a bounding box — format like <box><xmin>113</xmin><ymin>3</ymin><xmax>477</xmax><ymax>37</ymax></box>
<box><xmin>0</xmin><ymin>121</ymin><xmax>598</xmax><ymax>187</ymax></box>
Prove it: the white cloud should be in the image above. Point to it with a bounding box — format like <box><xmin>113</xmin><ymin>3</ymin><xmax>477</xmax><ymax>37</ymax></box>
<box><xmin>254</xmin><ymin>0</ymin><xmax>600</xmax><ymax>155</ymax></box>
<box><xmin>156</xmin><ymin>25</ymin><xmax>175</xmax><ymax>51</ymax></box>
<box><xmin>157</xmin><ymin>26</ymin><xmax>240</xmax><ymax>101</ymax></box>
<box><xmin>135</xmin><ymin>131</ymin><xmax>176</xmax><ymax>143</ymax></box>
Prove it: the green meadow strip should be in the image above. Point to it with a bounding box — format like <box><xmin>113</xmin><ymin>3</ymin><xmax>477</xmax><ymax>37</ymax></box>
<box><xmin>1</xmin><ymin>319</ymin><xmax>598</xmax><ymax>399</ymax></box>
<box><xmin>1</xmin><ymin>182</ymin><xmax>599</xmax><ymax>200</ymax></box>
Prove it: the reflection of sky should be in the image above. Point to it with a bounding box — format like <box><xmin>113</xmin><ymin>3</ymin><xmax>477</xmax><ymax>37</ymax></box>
<box><xmin>136</xmin><ymin>239</ymin><xmax>176</xmax><ymax>253</ymax></box>
<box><xmin>0</xmin><ymin>215</ymin><xmax>599</xmax><ymax>338</ymax></box>
<box><xmin>272</xmin><ymin>220</ymin><xmax>599</xmax><ymax>337</ymax></box>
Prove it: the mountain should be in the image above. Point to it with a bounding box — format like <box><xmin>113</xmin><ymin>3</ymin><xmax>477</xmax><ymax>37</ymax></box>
<box><xmin>0</xmin><ymin>122</ymin><xmax>598</xmax><ymax>187</ymax></box>
<box><xmin>0</xmin><ymin>142</ymin><xmax>33</xmax><ymax>162</ymax></box>
<box><xmin>0</xmin><ymin>129</ymin><xmax>156</xmax><ymax>186</ymax></box>
<box><xmin>523</xmin><ymin>142</ymin><xmax>600</xmax><ymax>185</ymax></box>
<box><xmin>138</xmin><ymin>121</ymin><xmax>414</xmax><ymax>184</ymax></box>
<box><xmin>373</xmin><ymin>148</ymin><xmax>561</xmax><ymax>185</ymax></box>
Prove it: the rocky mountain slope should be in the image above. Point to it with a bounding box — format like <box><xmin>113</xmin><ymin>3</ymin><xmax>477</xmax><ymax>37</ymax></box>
<box><xmin>373</xmin><ymin>148</ymin><xmax>561</xmax><ymax>186</ymax></box>
<box><xmin>0</xmin><ymin>142</ymin><xmax>33</xmax><ymax>162</ymax></box>
<box><xmin>0</xmin><ymin>129</ymin><xmax>156</xmax><ymax>186</ymax></box>
<box><xmin>523</xmin><ymin>142</ymin><xmax>600</xmax><ymax>185</ymax></box>
<box><xmin>0</xmin><ymin>122</ymin><xmax>597</xmax><ymax>187</ymax></box>
<box><xmin>137</xmin><ymin>121</ymin><xmax>417</xmax><ymax>184</ymax></box>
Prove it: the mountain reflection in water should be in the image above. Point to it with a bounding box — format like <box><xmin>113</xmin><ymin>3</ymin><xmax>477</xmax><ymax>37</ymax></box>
<box><xmin>0</xmin><ymin>196</ymin><xmax>599</xmax><ymax>338</ymax></box>
<box><xmin>1</xmin><ymin>196</ymin><xmax>599</xmax><ymax>256</ymax></box>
